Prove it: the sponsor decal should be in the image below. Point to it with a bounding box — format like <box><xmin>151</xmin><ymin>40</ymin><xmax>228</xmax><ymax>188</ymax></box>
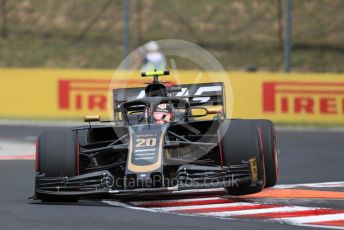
<box><xmin>59</xmin><ymin>79</ymin><xmax>110</xmax><ymax>111</ymax></box>
<box><xmin>263</xmin><ymin>82</ymin><xmax>344</xmax><ymax>115</ymax></box>
<box><xmin>127</xmin><ymin>124</ymin><xmax>168</xmax><ymax>173</ymax></box>
<box><xmin>113</xmin><ymin>82</ymin><xmax>224</xmax><ymax>108</ymax></box>
<box><xmin>58</xmin><ymin>79</ymin><xmax>144</xmax><ymax>111</ymax></box>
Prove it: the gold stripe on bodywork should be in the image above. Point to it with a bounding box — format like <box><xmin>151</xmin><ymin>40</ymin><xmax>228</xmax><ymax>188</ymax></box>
<box><xmin>127</xmin><ymin>125</ymin><xmax>168</xmax><ymax>173</ymax></box>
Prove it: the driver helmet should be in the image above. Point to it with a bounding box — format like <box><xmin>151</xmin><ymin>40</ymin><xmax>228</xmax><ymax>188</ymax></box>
<box><xmin>153</xmin><ymin>103</ymin><xmax>174</xmax><ymax>124</ymax></box>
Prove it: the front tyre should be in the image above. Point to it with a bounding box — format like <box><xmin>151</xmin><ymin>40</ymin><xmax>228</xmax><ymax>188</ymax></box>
<box><xmin>35</xmin><ymin>129</ymin><xmax>79</xmax><ymax>202</ymax></box>
<box><xmin>253</xmin><ymin>119</ymin><xmax>279</xmax><ymax>188</ymax></box>
<box><xmin>218</xmin><ymin>120</ymin><xmax>265</xmax><ymax>195</ymax></box>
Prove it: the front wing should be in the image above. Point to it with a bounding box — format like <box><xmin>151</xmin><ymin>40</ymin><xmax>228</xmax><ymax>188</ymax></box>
<box><xmin>34</xmin><ymin>160</ymin><xmax>259</xmax><ymax>199</ymax></box>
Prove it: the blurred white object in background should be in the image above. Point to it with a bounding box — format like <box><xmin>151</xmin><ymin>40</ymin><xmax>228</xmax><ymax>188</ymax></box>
<box><xmin>141</xmin><ymin>41</ymin><xmax>166</xmax><ymax>71</ymax></box>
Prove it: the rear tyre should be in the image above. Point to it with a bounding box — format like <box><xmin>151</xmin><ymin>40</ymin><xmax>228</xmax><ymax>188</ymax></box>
<box><xmin>35</xmin><ymin>129</ymin><xmax>79</xmax><ymax>202</ymax></box>
<box><xmin>218</xmin><ymin>120</ymin><xmax>265</xmax><ymax>195</ymax></box>
<box><xmin>253</xmin><ymin>119</ymin><xmax>279</xmax><ymax>188</ymax></box>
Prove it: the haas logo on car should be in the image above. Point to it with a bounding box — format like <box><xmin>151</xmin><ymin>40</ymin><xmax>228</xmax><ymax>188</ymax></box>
<box><xmin>134</xmin><ymin>85</ymin><xmax>223</xmax><ymax>103</ymax></box>
<box><xmin>113</xmin><ymin>82</ymin><xmax>224</xmax><ymax>108</ymax></box>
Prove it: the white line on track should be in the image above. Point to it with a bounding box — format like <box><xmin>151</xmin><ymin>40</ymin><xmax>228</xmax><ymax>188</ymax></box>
<box><xmin>294</xmin><ymin>223</ymin><xmax>344</xmax><ymax>230</ymax></box>
<box><xmin>151</xmin><ymin>202</ymin><xmax>256</xmax><ymax>212</ymax></box>
<box><xmin>130</xmin><ymin>196</ymin><xmax>224</xmax><ymax>206</ymax></box>
<box><xmin>103</xmin><ymin>192</ymin><xmax>344</xmax><ymax>229</ymax></box>
<box><xmin>276</xmin><ymin>213</ymin><xmax>344</xmax><ymax>224</ymax></box>
<box><xmin>0</xmin><ymin>139</ymin><xmax>35</xmax><ymax>158</ymax></box>
<box><xmin>197</xmin><ymin>206</ymin><xmax>318</xmax><ymax>217</ymax></box>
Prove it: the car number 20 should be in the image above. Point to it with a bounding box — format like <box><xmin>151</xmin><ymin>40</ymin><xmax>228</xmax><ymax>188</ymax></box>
<box><xmin>136</xmin><ymin>138</ymin><xmax>157</xmax><ymax>147</ymax></box>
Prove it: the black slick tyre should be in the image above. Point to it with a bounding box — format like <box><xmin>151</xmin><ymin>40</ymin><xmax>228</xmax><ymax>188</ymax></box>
<box><xmin>35</xmin><ymin>129</ymin><xmax>79</xmax><ymax>202</ymax></box>
<box><xmin>252</xmin><ymin>119</ymin><xmax>279</xmax><ymax>188</ymax></box>
<box><xmin>218</xmin><ymin>119</ymin><xmax>265</xmax><ymax>195</ymax></box>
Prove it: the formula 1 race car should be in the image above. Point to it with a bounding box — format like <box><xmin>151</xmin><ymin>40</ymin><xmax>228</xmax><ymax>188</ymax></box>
<box><xmin>34</xmin><ymin>70</ymin><xmax>279</xmax><ymax>202</ymax></box>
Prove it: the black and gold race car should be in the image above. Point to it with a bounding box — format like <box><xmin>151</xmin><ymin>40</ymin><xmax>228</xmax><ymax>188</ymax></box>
<box><xmin>34</xmin><ymin>70</ymin><xmax>279</xmax><ymax>201</ymax></box>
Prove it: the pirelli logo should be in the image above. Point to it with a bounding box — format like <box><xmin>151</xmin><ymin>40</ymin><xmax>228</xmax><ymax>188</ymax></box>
<box><xmin>58</xmin><ymin>79</ymin><xmax>144</xmax><ymax>111</ymax></box>
<box><xmin>263</xmin><ymin>82</ymin><xmax>344</xmax><ymax>115</ymax></box>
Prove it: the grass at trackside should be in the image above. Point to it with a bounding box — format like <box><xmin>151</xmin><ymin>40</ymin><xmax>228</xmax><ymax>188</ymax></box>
<box><xmin>0</xmin><ymin>0</ymin><xmax>342</xmax><ymax>72</ymax></box>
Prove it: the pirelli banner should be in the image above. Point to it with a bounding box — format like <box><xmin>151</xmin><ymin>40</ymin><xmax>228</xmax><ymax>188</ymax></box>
<box><xmin>0</xmin><ymin>68</ymin><xmax>343</xmax><ymax>124</ymax></box>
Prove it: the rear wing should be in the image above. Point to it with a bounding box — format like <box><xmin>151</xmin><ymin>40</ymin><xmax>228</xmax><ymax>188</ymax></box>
<box><xmin>112</xmin><ymin>82</ymin><xmax>225</xmax><ymax>116</ymax></box>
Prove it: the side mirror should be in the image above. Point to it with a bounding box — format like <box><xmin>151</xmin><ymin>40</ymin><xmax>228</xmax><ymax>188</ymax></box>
<box><xmin>191</xmin><ymin>107</ymin><xmax>223</xmax><ymax>118</ymax></box>
<box><xmin>84</xmin><ymin>115</ymin><xmax>100</xmax><ymax>122</ymax></box>
<box><xmin>191</xmin><ymin>107</ymin><xmax>208</xmax><ymax>117</ymax></box>
<box><xmin>205</xmin><ymin>107</ymin><xmax>223</xmax><ymax>115</ymax></box>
